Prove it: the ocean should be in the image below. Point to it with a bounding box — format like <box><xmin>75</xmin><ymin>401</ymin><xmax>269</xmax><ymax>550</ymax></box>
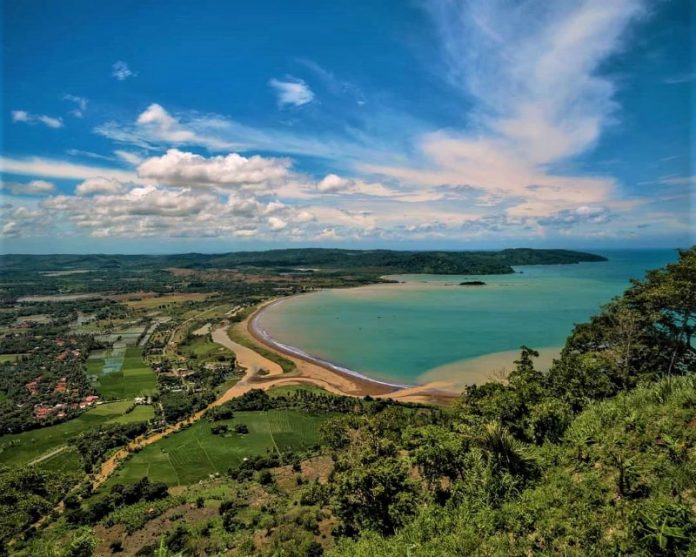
<box><xmin>255</xmin><ymin>250</ymin><xmax>679</xmax><ymax>388</ymax></box>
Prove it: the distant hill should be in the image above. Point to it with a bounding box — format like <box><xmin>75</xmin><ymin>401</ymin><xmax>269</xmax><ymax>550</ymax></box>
<box><xmin>0</xmin><ymin>248</ymin><xmax>606</xmax><ymax>276</ymax></box>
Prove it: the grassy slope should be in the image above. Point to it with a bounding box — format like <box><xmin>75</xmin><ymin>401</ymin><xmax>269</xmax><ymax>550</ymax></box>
<box><xmin>331</xmin><ymin>375</ymin><xmax>696</xmax><ymax>556</ymax></box>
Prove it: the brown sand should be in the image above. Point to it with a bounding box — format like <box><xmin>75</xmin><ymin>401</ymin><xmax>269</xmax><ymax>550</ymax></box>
<box><xmin>211</xmin><ymin>326</ymin><xmax>283</xmax><ymax>376</ymax></box>
<box><xmin>420</xmin><ymin>346</ymin><xmax>561</xmax><ymax>391</ymax></box>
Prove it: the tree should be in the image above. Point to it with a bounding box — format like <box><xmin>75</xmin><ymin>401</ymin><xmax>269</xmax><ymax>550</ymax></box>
<box><xmin>405</xmin><ymin>425</ymin><xmax>468</xmax><ymax>488</ymax></box>
<box><xmin>478</xmin><ymin>422</ymin><xmax>532</xmax><ymax>478</ymax></box>
<box><xmin>66</xmin><ymin>527</ymin><xmax>97</xmax><ymax>557</ymax></box>
<box><xmin>625</xmin><ymin>247</ymin><xmax>696</xmax><ymax>376</ymax></box>
<box><xmin>332</xmin><ymin>453</ymin><xmax>418</xmax><ymax>535</ymax></box>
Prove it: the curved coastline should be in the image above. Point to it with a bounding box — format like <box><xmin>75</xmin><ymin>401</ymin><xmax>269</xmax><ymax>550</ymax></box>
<box><xmin>248</xmin><ymin>297</ymin><xmax>410</xmax><ymax>391</ymax></box>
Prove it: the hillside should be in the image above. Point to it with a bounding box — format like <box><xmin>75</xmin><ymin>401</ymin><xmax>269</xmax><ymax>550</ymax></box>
<box><xmin>0</xmin><ymin>248</ymin><xmax>607</xmax><ymax>276</ymax></box>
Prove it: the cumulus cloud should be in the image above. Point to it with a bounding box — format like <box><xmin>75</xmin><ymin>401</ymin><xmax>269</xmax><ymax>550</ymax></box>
<box><xmin>315</xmin><ymin>173</ymin><xmax>442</xmax><ymax>202</ymax></box>
<box><xmin>75</xmin><ymin>177</ymin><xmax>125</xmax><ymax>195</ymax></box>
<box><xmin>269</xmin><ymin>77</ymin><xmax>315</xmax><ymax>107</ymax></box>
<box><xmin>316</xmin><ymin>174</ymin><xmax>394</xmax><ymax>197</ymax></box>
<box><xmin>15</xmin><ymin>168</ymin><xmax>320</xmax><ymax>241</ymax></box>
<box><xmin>135</xmin><ymin>104</ymin><xmax>197</xmax><ymax>143</ymax></box>
<box><xmin>268</xmin><ymin>216</ymin><xmax>288</xmax><ymax>230</ymax></box>
<box><xmin>136</xmin><ymin>148</ymin><xmax>291</xmax><ymax>188</ymax></box>
<box><xmin>0</xmin><ymin>205</ymin><xmax>48</xmax><ymax>237</ymax></box>
<box><xmin>112</xmin><ymin>61</ymin><xmax>135</xmax><ymax>80</ymax></box>
<box><xmin>64</xmin><ymin>95</ymin><xmax>88</xmax><ymax>117</ymax></box>
<box><xmin>0</xmin><ymin>179</ymin><xmax>56</xmax><ymax>196</ymax></box>
<box><xmin>11</xmin><ymin>110</ymin><xmax>63</xmax><ymax>128</ymax></box>
<box><xmin>538</xmin><ymin>206</ymin><xmax>613</xmax><ymax>227</ymax></box>
<box><xmin>316</xmin><ymin>174</ymin><xmax>352</xmax><ymax>193</ymax></box>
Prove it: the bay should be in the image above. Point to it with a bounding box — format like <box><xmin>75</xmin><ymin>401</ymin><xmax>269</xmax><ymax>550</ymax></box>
<box><xmin>256</xmin><ymin>250</ymin><xmax>678</xmax><ymax>387</ymax></box>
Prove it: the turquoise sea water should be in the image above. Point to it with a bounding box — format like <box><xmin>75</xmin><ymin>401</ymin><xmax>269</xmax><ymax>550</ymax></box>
<box><xmin>256</xmin><ymin>250</ymin><xmax>679</xmax><ymax>385</ymax></box>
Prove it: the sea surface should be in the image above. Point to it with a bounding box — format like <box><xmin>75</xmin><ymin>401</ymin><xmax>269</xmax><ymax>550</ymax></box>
<box><xmin>256</xmin><ymin>250</ymin><xmax>678</xmax><ymax>387</ymax></box>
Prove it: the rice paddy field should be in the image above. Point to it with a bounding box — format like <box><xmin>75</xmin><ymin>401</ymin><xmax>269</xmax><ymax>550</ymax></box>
<box><xmin>107</xmin><ymin>410</ymin><xmax>331</xmax><ymax>487</ymax></box>
<box><xmin>0</xmin><ymin>400</ymin><xmax>155</xmax><ymax>467</ymax></box>
<box><xmin>87</xmin><ymin>346</ymin><xmax>157</xmax><ymax>399</ymax></box>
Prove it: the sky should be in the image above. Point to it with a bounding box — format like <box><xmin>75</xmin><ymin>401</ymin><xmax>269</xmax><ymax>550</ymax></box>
<box><xmin>0</xmin><ymin>0</ymin><xmax>693</xmax><ymax>253</ymax></box>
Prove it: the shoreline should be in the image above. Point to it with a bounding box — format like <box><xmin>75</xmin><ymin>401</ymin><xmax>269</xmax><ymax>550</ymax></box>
<box><xmin>241</xmin><ymin>299</ymin><xmax>460</xmax><ymax>403</ymax></box>
<box><xmin>249</xmin><ymin>298</ymin><xmax>409</xmax><ymax>390</ymax></box>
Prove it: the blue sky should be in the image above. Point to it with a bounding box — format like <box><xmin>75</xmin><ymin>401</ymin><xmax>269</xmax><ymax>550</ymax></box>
<box><xmin>1</xmin><ymin>0</ymin><xmax>693</xmax><ymax>253</ymax></box>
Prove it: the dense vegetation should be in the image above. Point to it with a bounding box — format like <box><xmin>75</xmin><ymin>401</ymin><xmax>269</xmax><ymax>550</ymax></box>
<box><xmin>0</xmin><ymin>247</ymin><xmax>605</xmax><ymax>281</ymax></box>
<box><xmin>0</xmin><ymin>334</ymin><xmax>103</xmax><ymax>433</ymax></box>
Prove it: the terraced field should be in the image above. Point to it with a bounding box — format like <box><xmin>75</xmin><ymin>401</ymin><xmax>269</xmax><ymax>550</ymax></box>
<box><xmin>107</xmin><ymin>410</ymin><xmax>330</xmax><ymax>487</ymax></box>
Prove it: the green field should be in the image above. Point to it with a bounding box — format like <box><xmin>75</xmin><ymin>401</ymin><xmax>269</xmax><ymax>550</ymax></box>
<box><xmin>0</xmin><ymin>401</ymin><xmax>155</xmax><ymax>466</ymax></box>
<box><xmin>87</xmin><ymin>346</ymin><xmax>157</xmax><ymax>399</ymax></box>
<box><xmin>35</xmin><ymin>446</ymin><xmax>83</xmax><ymax>474</ymax></box>
<box><xmin>108</xmin><ymin>410</ymin><xmax>330</xmax><ymax>487</ymax></box>
<box><xmin>0</xmin><ymin>354</ymin><xmax>21</xmax><ymax>363</ymax></box>
<box><xmin>180</xmin><ymin>335</ymin><xmax>233</xmax><ymax>364</ymax></box>
<box><xmin>110</xmin><ymin>405</ymin><xmax>155</xmax><ymax>424</ymax></box>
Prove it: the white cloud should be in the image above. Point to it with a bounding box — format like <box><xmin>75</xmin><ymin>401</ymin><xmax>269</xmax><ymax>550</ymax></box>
<box><xmin>11</xmin><ymin>110</ymin><xmax>30</xmax><ymax>123</ymax></box>
<box><xmin>114</xmin><ymin>150</ymin><xmax>144</xmax><ymax>165</ymax></box>
<box><xmin>538</xmin><ymin>205</ymin><xmax>612</xmax><ymax>227</ymax></box>
<box><xmin>659</xmin><ymin>175</ymin><xmax>696</xmax><ymax>186</ymax></box>
<box><xmin>0</xmin><ymin>204</ymin><xmax>49</xmax><ymax>238</ymax></box>
<box><xmin>0</xmin><ymin>179</ymin><xmax>56</xmax><ymax>196</ymax></box>
<box><xmin>34</xmin><ymin>182</ymin><xmax>322</xmax><ymax>241</ymax></box>
<box><xmin>362</xmin><ymin>0</ymin><xmax>645</xmax><ymax>219</ymax></box>
<box><xmin>75</xmin><ymin>177</ymin><xmax>125</xmax><ymax>196</ymax></box>
<box><xmin>11</xmin><ymin>110</ymin><xmax>63</xmax><ymax>128</ymax></box>
<box><xmin>268</xmin><ymin>216</ymin><xmax>288</xmax><ymax>230</ymax></box>
<box><xmin>66</xmin><ymin>149</ymin><xmax>115</xmax><ymax>161</ymax></box>
<box><xmin>94</xmin><ymin>102</ymin><xmax>394</xmax><ymax>162</ymax></box>
<box><xmin>135</xmin><ymin>104</ymin><xmax>197</xmax><ymax>143</ymax></box>
<box><xmin>136</xmin><ymin>148</ymin><xmax>291</xmax><ymax>188</ymax></box>
<box><xmin>314</xmin><ymin>173</ymin><xmax>442</xmax><ymax>202</ymax></box>
<box><xmin>112</xmin><ymin>61</ymin><xmax>135</xmax><ymax>80</ymax></box>
<box><xmin>64</xmin><ymin>95</ymin><xmax>88</xmax><ymax>117</ymax></box>
<box><xmin>0</xmin><ymin>156</ymin><xmax>139</xmax><ymax>183</ymax></box>
<box><xmin>317</xmin><ymin>174</ymin><xmax>352</xmax><ymax>193</ymax></box>
<box><xmin>269</xmin><ymin>77</ymin><xmax>315</xmax><ymax>107</ymax></box>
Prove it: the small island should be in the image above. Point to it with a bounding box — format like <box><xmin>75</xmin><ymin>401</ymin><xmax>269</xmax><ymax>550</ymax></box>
<box><xmin>460</xmin><ymin>280</ymin><xmax>486</xmax><ymax>286</ymax></box>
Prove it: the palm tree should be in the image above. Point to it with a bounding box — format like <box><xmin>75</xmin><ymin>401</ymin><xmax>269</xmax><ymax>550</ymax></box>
<box><xmin>479</xmin><ymin>422</ymin><xmax>530</xmax><ymax>477</ymax></box>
